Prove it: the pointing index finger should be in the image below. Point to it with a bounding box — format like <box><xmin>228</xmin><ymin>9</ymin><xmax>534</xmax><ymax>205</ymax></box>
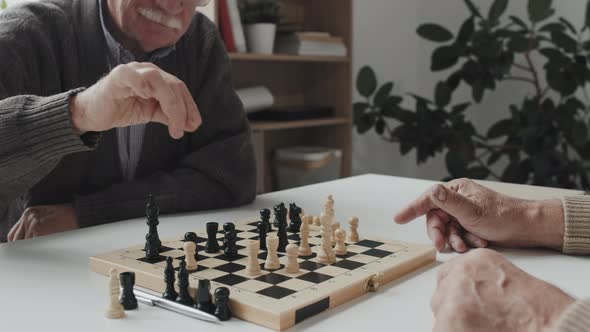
<box><xmin>394</xmin><ymin>186</ymin><xmax>440</xmax><ymax>224</ymax></box>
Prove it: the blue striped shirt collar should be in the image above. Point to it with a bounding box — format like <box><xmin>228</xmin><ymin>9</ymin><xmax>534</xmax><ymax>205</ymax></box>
<box><xmin>98</xmin><ymin>0</ymin><xmax>175</xmax><ymax>65</ymax></box>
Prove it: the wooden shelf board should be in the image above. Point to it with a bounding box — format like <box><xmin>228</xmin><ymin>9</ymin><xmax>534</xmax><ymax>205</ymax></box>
<box><xmin>250</xmin><ymin>117</ymin><xmax>350</xmax><ymax>131</ymax></box>
<box><xmin>229</xmin><ymin>53</ymin><xmax>350</xmax><ymax>63</ymax></box>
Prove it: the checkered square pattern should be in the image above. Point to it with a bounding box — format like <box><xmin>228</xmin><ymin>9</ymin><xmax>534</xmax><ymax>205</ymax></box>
<box><xmin>128</xmin><ymin>220</ymin><xmax>408</xmax><ymax>302</ymax></box>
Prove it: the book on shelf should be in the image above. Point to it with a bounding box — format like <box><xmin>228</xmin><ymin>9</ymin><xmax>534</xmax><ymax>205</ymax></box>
<box><xmin>226</xmin><ymin>0</ymin><xmax>247</xmax><ymax>53</ymax></box>
<box><xmin>275</xmin><ymin>32</ymin><xmax>348</xmax><ymax>57</ymax></box>
<box><xmin>217</xmin><ymin>0</ymin><xmax>236</xmax><ymax>52</ymax></box>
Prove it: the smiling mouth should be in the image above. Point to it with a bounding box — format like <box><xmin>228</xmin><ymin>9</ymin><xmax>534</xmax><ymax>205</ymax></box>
<box><xmin>137</xmin><ymin>7</ymin><xmax>182</xmax><ymax>30</ymax></box>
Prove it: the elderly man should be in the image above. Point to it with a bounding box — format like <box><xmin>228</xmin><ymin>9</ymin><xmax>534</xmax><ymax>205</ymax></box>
<box><xmin>0</xmin><ymin>0</ymin><xmax>256</xmax><ymax>242</ymax></box>
<box><xmin>395</xmin><ymin>178</ymin><xmax>590</xmax><ymax>332</ymax></box>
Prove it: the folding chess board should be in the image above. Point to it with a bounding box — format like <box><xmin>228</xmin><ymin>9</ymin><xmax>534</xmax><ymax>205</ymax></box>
<box><xmin>90</xmin><ymin>218</ymin><xmax>435</xmax><ymax>330</ymax></box>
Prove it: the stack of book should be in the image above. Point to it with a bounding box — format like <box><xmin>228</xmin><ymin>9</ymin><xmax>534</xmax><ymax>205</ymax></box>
<box><xmin>217</xmin><ymin>0</ymin><xmax>246</xmax><ymax>53</ymax></box>
<box><xmin>275</xmin><ymin>32</ymin><xmax>347</xmax><ymax>57</ymax></box>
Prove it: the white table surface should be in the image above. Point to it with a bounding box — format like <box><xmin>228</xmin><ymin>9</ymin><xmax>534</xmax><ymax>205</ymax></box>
<box><xmin>1</xmin><ymin>174</ymin><xmax>589</xmax><ymax>331</ymax></box>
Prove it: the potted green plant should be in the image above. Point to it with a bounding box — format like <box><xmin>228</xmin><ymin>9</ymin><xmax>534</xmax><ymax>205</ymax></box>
<box><xmin>354</xmin><ymin>0</ymin><xmax>590</xmax><ymax>189</ymax></box>
<box><xmin>1</xmin><ymin>0</ymin><xmax>7</xmax><ymax>10</ymax></box>
<box><xmin>240</xmin><ymin>0</ymin><xmax>280</xmax><ymax>54</ymax></box>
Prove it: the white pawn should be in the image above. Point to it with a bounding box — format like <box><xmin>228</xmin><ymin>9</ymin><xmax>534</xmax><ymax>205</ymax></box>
<box><xmin>183</xmin><ymin>242</ymin><xmax>198</xmax><ymax>270</ymax></box>
<box><xmin>334</xmin><ymin>229</ymin><xmax>348</xmax><ymax>255</ymax></box>
<box><xmin>348</xmin><ymin>217</ymin><xmax>359</xmax><ymax>242</ymax></box>
<box><xmin>331</xmin><ymin>222</ymin><xmax>340</xmax><ymax>246</ymax></box>
<box><xmin>285</xmin><ymin>244</ymin><xmax>300</xmax><ymax>274</ymax></box>
<box><xmin>303</xmin><ymin>215</ymin><xmax>313</xmax><ymax>225</ymax></box>
<box><xmin>298</xmin><ymin>220</ymin><xmax>312</xmax><ymax>256</ymax></box>
<box><xmin>105</xmin><ymin>268</ymin><xmax>125</xmax><ymax>319</ymax></box>
<box><xmin>264</xmin><ymin>235</ymin><xmax>281</xmax><ymax>270</ymax></box>
<box><xmin>246</xmin><ymin>240</ymin><xmax>262</xmax><ymax>276</ymax></box>
<box><xmin>313</xmin><ymin>216</ymin><xmax>321</xmax><ymax>226</ymax></box>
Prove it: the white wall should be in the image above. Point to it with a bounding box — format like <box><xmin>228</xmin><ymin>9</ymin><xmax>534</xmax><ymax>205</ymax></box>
<box><xmin>353</xmin><ymin>0</ymin><xmax>587</xmax><ymax>181</ymax></box>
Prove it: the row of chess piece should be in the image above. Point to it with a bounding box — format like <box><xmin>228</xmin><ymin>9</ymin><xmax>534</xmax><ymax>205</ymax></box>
<box><xmin>105</xmin><ymin>263</ymin><xmax>232</xmax><ymax>321</ymax></box>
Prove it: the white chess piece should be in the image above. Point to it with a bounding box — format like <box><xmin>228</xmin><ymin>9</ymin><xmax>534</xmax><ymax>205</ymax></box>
<box><xmin>316</xmin><ymin>212</ymin><xmax>336</xmax><ymax>264</ymax></box>
<box><xmin>105</xmin><ymin>268</ymin><xmax>125</xmax><ymax>319</ymax></box>
<box><xmin>264</xmin><ymin>235</ymin><xmax>281</xmax><ymax>270</ymax></box>
<box><xmin>183</xmin><ymin>242</ymin><xmax>198</xmax><ymax>270</ymax></box>
<box><xmin>298</xmin><ymin>221</ymin><xmax>312</xmax><ymax>256</ymax></box>
<box><xmin>285</xmin><ymin>244</ymin><xmax>300</xmax><ymax>274</ymax></box>
<box><xmin>348</xmin><ymin>217</ymin><xmax>360</xmax><ymax>242</ymax></box>
<box><xmin>302</xmin><ymin>215</ymin><xmax>313</xmax><ymax>225</ymax></box>
<box><xmin>246</xmin><ymin>240</ymin><xmax>262</xmax><ymax>276</ymax></box>
<box><xmin>334</xmin><ymin>229</ymin><xmax>348</xmax><ymax>255</ymax></box>
<box><xmin>313</xmin><ymin>216</ymin><xmax>321</xmax><ymax>226</ymax></box>
<box><xmin>331</xmin><ymin>222</ymin><xmax>340</xmax><ymax>246</ymax></box>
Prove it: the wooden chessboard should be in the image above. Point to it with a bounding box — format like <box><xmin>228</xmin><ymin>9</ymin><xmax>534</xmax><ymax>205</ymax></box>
<box><xmin>90</xmin><ymin>218</ymin><xmax>436</xmax><ymax>330</ymax></box>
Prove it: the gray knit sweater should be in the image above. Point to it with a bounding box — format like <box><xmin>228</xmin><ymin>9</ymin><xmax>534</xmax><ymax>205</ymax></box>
<box><xmin>0</xmin><ymin>0</ymin><xmax>256</xmax><ymax>238</ymax></box>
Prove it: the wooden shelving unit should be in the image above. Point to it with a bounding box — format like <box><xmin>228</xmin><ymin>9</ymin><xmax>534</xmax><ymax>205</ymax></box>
<box><xmin>230</xmin><ymin>0</ymin><xmax>353</xmax><ymax>193</ymax></box>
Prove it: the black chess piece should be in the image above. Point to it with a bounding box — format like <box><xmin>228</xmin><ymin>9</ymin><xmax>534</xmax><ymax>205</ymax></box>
<box><xmin>205</xmin><ymin>222</ymin><xmax>220</xmax><ymax>253</ymax></box>
<box><xmin>213</xmin><ymin>287</ymin><xmax>232</xmax><ymax>321</ymax></box>
<box><xmin>257</xmin><ymin>221</ymin><xmax>268</xmax><ymax>251</ymax></box>
<box><xmin>162</xmin><ymin>257</ymin><xmax>178</xmax><ymax>301</ymax></box>
<box><xmin>119</xmin><ymin>272</ymin><xmax>138</xmax><ymax>310</ymax></box>
<box><xmin>195</xmin><ymin>279</ymin><xmax>215</xmax><ymax>314</ymax></box>
<box><xmin>184</xmin><ymin>232</ymin><xmax>198</xmax><ymax>244</ymax></box>
<box><xmin>176</xmin><ymin>260</ymin><xmax>193</xmax><ymax>306</ymax></box>
<box><xmin>276</xmin><ymin>205</ymin><xmax>288</xmax><ymax>252</ymax></box>
<box><xmin>144</xmin><ymin>194</ymin><xmax>162</xmax><ymax>255</ymax></box>
<box><xmin>260</xmin><ymin>208</ymin><xmax>272</xmax><ymax>232</ymax></box>
<box><xmin>144</xmin><ymin>231</ymin><xmax>160</xmax><ymax>260</ymax></box>
<box><xmin>288</xmin><ymin>203</ymin><xmax>303</xmax><ymax>233</ymax></box>
<box><xmin>223</xmin><ymin>222</ymin><xmax>238</xmax><ymax>258</ymax></box>
<box><xmin>273</xmin><ymin>203</ymin><xmax>286</xmax><ymax>228</ymax></box>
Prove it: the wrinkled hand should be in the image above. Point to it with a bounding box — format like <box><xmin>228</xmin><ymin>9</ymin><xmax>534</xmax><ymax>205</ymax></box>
<box><xmin>70</xmin><ymin>62</ymin><xmax>202</xmax><ymax>139</ymax></box>
<box><xmin>432</xmin><ymin>249</ymin><xmax>574</xmax><ymax>332</ymax></box>
<box><xmin>7</xmin><ymin>204</ymin><xmax>79</xmax><ymax>241</ymax></box>
<box><xmin>394</xmin><ymin>178</ymin><xmax>564</xmax><ymax>252</ymax></box>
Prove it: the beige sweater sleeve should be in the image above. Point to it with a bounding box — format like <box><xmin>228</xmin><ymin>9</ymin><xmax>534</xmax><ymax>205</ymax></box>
<box><xmin>552</xmin><ymin>196</ymin><xmax>590</xmax><ymax>332</ymax></box>
<box><xmin>562</xmin><ymin>195</ymin><xmax>590</xmax><ymax>255</ymax></box>
<box><xmin>554</xmin><ymin>299</ymin><xmax>590</xmax><ymax>332</ymax></box>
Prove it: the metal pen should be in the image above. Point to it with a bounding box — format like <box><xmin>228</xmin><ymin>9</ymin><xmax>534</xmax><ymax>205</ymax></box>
<box><xmin>133</xmin><ymin>288</ymin><xmax>220</xmax><ymax>323</ymax></box>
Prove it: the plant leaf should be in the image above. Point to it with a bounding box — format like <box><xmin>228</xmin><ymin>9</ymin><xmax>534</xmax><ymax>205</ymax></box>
<box><xmin>508</xmin><ymin>33</ymin><xmax>533</xmax><ymax>53</ymax></box>
<box><xmin>472</xmin><ymin>80</ymin><xmax>485</xmax><ymax>103</ymax></box>
<box><xmin>487</xmin><ymin>151</ymin><xmax>503</xmax><ymax>165</ymax></box>
<box><xmin>539</xmin><ymin>23</ymin><xmax>565</xmax><ymax>33</ymax></box>
<box><xmin>435</xmin><ymin>81</ymin><xmax>452</xmax><ymax>108</ymax></box>
<box><xmin>501</xmin><ymin>160</ymin><xmax>530</xmax><ymax>183</ymax></box>
<box><xmin>445</xmin><ymin>149</ymin><xmax>468</xmax><ymax>178</ymax></box>
<box><xmin>431</xmin><ymin>45</ymin><xmax>460</xmax><ymax>71</ymax></box>
<box><xmin>356</xmin><ymin>113</ymin><xmax>376</xmax><ymax>134</ymax></box>
<box><xmin>463</xmin><ymin>0</ymin><xmax>482</xmax><ymax>18</ymax></box>
<box><xmin>457</xmin><ymin>18</ymin><xmax>475</xmax><ymax>45</ymax></box>
<box><xmin>468</xmin><ymin>166</ymin><xmax>490</xmax><ymax>179</ymax></box>
<box><xmin>357</xmin><ymin>66</ymin><xmax>377</xmax><ymax>98</ymax></box>
<box><xmin>374</xmin><ymin>82</ymin><xmax>394</xmax><ymax>106</ymax></box>
<box><xmin>488</xmin><ymin>0</ymin><xmax>509</xmax><ymax>24</ymax></box>
<box><xmin>509</xmin><ymin>15</ymin><xmax>529</xmax><ymax>30</ymax></box>
<box><xmin>487</xmin><ymin>119</ymin><xmax>512</xmax><ymax>138</ymax></box>
<box><xmin>586</xmin><ymin>1</ymin><xmax>590</xmax><ymax>29</ymax></box>
<box><xmin>528</xmin><ymin>0</ymin><xmax>555</xmax><ymax>23</ymax></box>
<box><xmin>551</xmin><ymin>30</ymin><xmax>578</xmax><ymax>53</ymax></box>
<box><xmin>353</xmin><ymin>102</ymin><xmax>370</xmax><ymax>126</ymax></box>
<box><xmin>559</xmin><ymin>17</ymin><xmax>578</xmax><ymax>34</ymax></box>
<box><xmin>417</xmin><ymin>24</ymin><xmax>454</xmax><ymax>42</ymax></box>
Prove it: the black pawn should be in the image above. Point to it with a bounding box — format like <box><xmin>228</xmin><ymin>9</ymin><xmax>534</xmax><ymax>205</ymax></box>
<box><xmin>195</xmin><ymin>279</ymin><xmax>214</xmax><ymax>314</ymax></box>
<box><xmin>223</xmin><ymin>222</ymin><xmax>238</xmax><ymax>258</ymax></box>
<box><xmin>119</xmin><ymin>272</ymin><xmax>138</xmax><ymax>310</ymax></box>
<box><xmin>257</xmin><ymin>221</ymin><xmax>268</xmax><ymax>250</ymax></box>
<box><xmin>260</xmin><ymin>208</ymin><xmax>272</xmax><ymax>232</ymax></box>
<box><xmin>205</xmin><ymin>222</ymin><xmax>220</xmax><ymax>253</ymax></box>
<box><xmin>184</xmin><ymin>232</ymin><xmax>198</xmax><ymax>244</ymax></box>
<box><xmin>214</xmin><ymin>287</ymin><xmax>232</xmax><ymax>321</ymax></box>
<box><xmin>288</xmin><ymin>203</ymin><xmax>302</xmax><ymax>233</ymax></box>
<box><xmin>176</xmin><ymin>260</ymin><xmax>193</xmax><ymax>306</ymax></box>
<box><xmin>162</xmin><ymin>257</ymin><xmax>178</xmax><ymax>301</ymax></box>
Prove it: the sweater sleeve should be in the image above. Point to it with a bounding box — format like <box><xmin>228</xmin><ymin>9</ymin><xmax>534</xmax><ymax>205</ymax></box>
<box><xmin>74</xmin><ymin>19</ymin><xmax>256</xmax><ymax>227</ymax></box>
<box><xmin>553</xmin><ymin>299</ymin><xmax>590</xmax><ymax>332</ymax></box>
<box><xmin>561</xmin><ymin>195</ymin><xmax>590</xmax><ymax>255</ymax></box>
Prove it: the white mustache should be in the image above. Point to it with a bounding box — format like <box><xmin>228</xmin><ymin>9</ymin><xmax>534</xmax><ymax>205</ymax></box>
<box><xmin>137</xmin><ymin>7</ymin><xmax>182</xmax><ymax>30</ymax></box>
